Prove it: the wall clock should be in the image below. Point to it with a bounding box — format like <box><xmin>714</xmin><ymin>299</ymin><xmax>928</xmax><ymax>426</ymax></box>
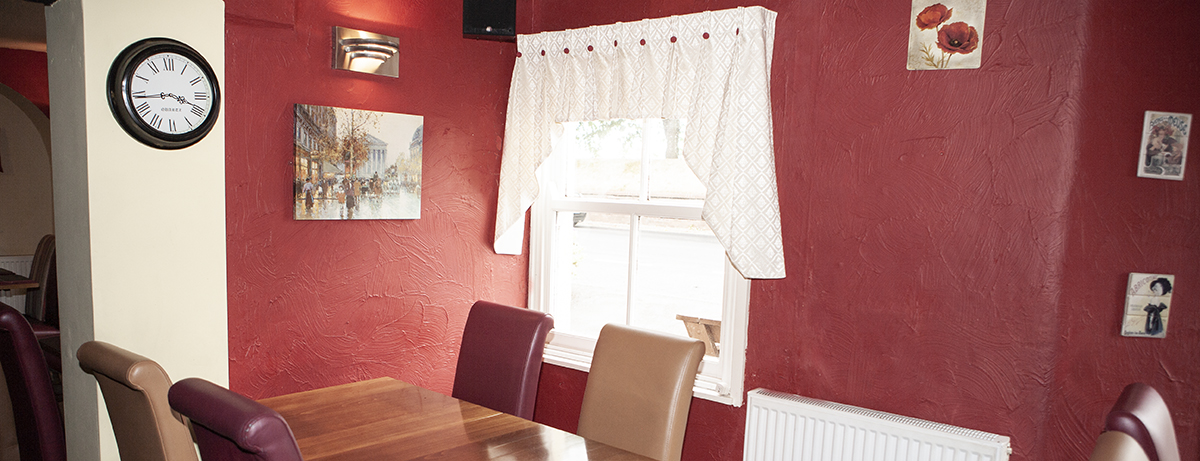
<box><xmin>106</xmin><ymin>38</ymin><xmax>220</xmax><ymax>150</ymax></box>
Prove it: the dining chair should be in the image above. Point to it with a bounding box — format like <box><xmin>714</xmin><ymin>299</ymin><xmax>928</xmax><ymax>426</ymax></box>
<box><xmin>168</xmin><ymin>378</ymin><xmax>304</xmax><ymax>461</ymax></box>
<box><xmin>24</xmin><ymin>234</ymin><xmax>58</xmax><ymax>341</ymax></box>
<box><xmin>576</xmin><ymin>324</ymin><xmax>705</xmax><ymax>461</ymax></box>
<box><xmin>0</xmin><ymin>302</ymin><xmax>65</xmax><ymax>461</ymax></box>
<box><xmin>451</xmin><ymin>300</ymin><xmax>554</xmax><ymax>420</ymax></box>
<box><xmin>1104</xmin><ymin>383</ymin><xmax>1180</xmax><ymax>461</ymax></box>
<box><xmin>1089</xmin><ymin>431</ymin><xmax>1151</xmax><ymax>461</ymax></box>
<box><xmin>77</xmin><ymin>341</ymin><xmax>199</xmax><ymax>461</ymax></box>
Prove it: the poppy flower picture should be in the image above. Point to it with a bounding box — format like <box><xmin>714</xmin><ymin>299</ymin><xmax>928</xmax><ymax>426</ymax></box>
<box><xmin>907</xmin><ymin>0</ymin><xmax>986</xmax><ymax>70</ymax></box>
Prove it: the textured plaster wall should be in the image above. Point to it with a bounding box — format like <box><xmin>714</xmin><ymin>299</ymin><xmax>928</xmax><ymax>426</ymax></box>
<box><xmin>225</xmin><ymin>0</ymin><xmax>528</xmax><ymax>397</ymax></box>
<box><xmin>216</xmin><ymin>0</ymin><xmax>1200</xmax><ymax>460</ymax></box>
<box><xmin>527</xmin><ymin>1</ymin><xmax>1200</xmax><ymax>460</ymax></box>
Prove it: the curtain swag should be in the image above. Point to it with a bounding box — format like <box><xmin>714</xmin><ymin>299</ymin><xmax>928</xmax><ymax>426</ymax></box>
<box><xmin>494</xmin><ymin>6</ymin><xmax>785</xmax><ymax>279</ymax></box>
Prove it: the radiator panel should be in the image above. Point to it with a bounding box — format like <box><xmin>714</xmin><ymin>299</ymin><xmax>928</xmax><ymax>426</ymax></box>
<box><xmin>744</xmin><ymin>388</ymin><xmax>1011</xmax><ymax>461</ymax></box>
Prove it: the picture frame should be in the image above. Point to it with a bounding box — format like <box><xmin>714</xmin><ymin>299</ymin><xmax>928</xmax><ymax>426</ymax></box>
<box><xmin>907</xmin><ymin>0</ymin><xmax>986</xmax><ymax>70</ymax></box>
<box><xmin>293</xmin><ymin>103</ymin><xmax>423</xmax><ymax>220</ymax></box>
<box><xmin>1121</xmin><ymin>273</ymin><xmax>1174</xmax><ymax>338</ymax></box>
<box><xmin>1136</xmin><ymin>111</ymin><xmax>1190</xmax><ymax>181</ymax></box>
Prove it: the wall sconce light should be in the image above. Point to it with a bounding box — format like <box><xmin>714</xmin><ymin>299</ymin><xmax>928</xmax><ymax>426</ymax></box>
<box><xmin>333</xmin><ymin>26</ymin><xmax>399</xmax><ymax>78</ymax></box>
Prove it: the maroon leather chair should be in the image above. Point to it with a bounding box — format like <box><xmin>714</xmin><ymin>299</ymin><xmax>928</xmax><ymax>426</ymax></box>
<box><xmin>168</xmin><ymin>378</ymin><xmax>303</xmax><ymax>461</ymax></box>
<box><xmin>451</xmin><ymin>300</ymin><xmax>554</xmax><ymax>420</ymax></box>
<box><xmin>0</xmin><ymin>302</ymin><xmax>65</xmax><ymax>461</ymax></box>
<box><xmin>1104</xmin><ymin>383</ymin><xmax>1180</xmax><ymax>461</ymax></box>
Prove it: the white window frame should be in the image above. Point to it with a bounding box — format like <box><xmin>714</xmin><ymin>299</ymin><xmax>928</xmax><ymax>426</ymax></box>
<box><xmin>528</xmin><ymin>123</ymin><xmax>749</xmax><ymax>406</ymax></box>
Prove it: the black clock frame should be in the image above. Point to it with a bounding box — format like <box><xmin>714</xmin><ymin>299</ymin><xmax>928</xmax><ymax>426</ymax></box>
<box><xmin>106</xmin><ymin>38</ymin><xmax>221</xmax><ymax>150</ymax></box>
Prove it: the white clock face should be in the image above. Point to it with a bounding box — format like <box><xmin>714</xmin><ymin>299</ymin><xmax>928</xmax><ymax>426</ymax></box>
<box><xmin>127</xmin><ymin>51</ymin><xmax>215</xmax><ymax>135</ymax></box>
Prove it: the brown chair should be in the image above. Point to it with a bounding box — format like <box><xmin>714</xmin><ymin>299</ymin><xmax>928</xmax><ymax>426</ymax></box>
<box><xmin>577</xmin><ymin>324</ymin><xmax>705</xmax><ymax>461</ymax></box>
<box><xmin>168</xmin><ymin>378</ymin><xmax>303</xmax><ymax>461</ymax></box>
<box><xmin>77</xmin><ymin>341</ymin><xmax>199</xmax><ymax>461</ymax></box>
<box><xmin>0</xmin><ymin>302</ymin><xmax>65</xmax><ymax>461</ymax></box>
<box><xmin>451</xmin><ymin>300</ymin><xmax>554</xmax><ymax>420</ymax></box>
<box><xmin>1104</xmin><ymin>383</ymin><xmax>1180</xmax><ymax>461</ymax></box>
<box><xmin>24</xmin><ymin>234</ymin><xmax>58</xmax><ymax>341</ymax></box>
<box><xmin>1089</xmin><ymin>431</ymin><xmax>1151</xmax><ymax>461</ymax></box>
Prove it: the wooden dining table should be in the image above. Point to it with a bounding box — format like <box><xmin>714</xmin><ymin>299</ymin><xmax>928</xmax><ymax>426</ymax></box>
<box><xmin>259</xmin><ymin>377</ymin><xmax>653</xmax><ymax>461</ymax></box>
<box><xmin>0</xmin><ymin>268</ymin><xmax>37</xmax><ymax>291</ymax></box>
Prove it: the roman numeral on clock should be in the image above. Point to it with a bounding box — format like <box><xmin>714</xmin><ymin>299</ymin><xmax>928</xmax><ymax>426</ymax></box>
<box><xmin>136</xmin><ymin>102</ymin><xmax>151</xmax><ymax>116</ymax></box>
<box><xmin>163</xmin><ymin>58</ymin><xmax>174</xmax><ymax>72</ymax></box>
<box><xmin>148</xmin><ymin>61</ymin><xmax>160</xmax><ymax>74</ymax></box>
<box><xmin>192</xmin><ymin>106</ymin><xmax>205</xmax><ymax>117</ymax></box>
<box><xmin>194</xmin><ymin>92</ymin><xmax>208</xmax><ymax>101</ymax></box>
<box><xmin>190</xmin><ymin>76</ymin><xmax>202</xmax><ymax>86</ymax></box>
<box><xmin>169</xmin><ymin>119</ymin><xmax>176</xmax><ymax>132</ymax></box>
<box><xmin>150</xmin><ymin>114</ymin><xmax>162</xmax><ymax>129</ymax></box>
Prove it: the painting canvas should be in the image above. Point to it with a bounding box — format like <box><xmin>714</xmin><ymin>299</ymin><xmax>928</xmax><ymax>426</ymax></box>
<box><xmin>1121</xmin><ymin>273</ymin><xmax>1174</xmax><ymax>338</ymax></box>
<box><xmin>294</xmin><ymin>104</ymin><xmax>422</xmax><ymax>220</ymax></box>
<box><xmin>1137</xmin><ymin>111</ymin><xmax>1190</xmax><ymax>180</ymax></box>
<box><xmin>907</xmin><ymin>0</ymin><xmax>986</xmax><ymax>70</ymax></box>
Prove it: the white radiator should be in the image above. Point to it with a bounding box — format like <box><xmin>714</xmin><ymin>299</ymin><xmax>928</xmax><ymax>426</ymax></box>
<box><xmin>744</xmin><ymin>389</ymin><xmax>1011</xmax><ymax>461</ymax></box>
<box><xmin>0</xmin><ymin>255</ymin><xmax>33</xmax><ymax>313</ymax></box>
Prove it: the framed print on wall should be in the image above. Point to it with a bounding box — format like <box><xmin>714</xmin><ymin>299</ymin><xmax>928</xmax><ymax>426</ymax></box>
<box><xmin>1122</xmin><ymin>273</ymin><xmax>1174</xmax><ymax>338</ymax></box>
<box><xmin>294</xmin><ymin>103</ymin><xmax>423</xmax><ymax>220</ymax></box>
<box><xmin>907</xmin><ymin>0</ymin><xmax>986</xmax><ymax>70</ymax></box>
<box><xmin>1137</xmin><ymin>111</ymin><xmax>1190</xmax><ymax>180</ymax></box>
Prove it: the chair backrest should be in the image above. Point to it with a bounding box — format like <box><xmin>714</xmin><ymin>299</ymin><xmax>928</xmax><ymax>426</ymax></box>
<box><xmin>451</xmin><ymin>300</ymin><xmax>554</xmax><ymax>420</ymax></box>
<box><xmin>0</xmin><ymin>366</ymin><xmax>20</xmax><ymax>461</ymax></box>
<box><xmin>77</xmin><ymin>341</ymin><xmax>199</xmax><ymax>461</ymax></box>
<box><xmin>577</xmin><ymin>324</ymin><xmax>705</xmax><ymax>461</ymax></box>
<box><xmin>1090</xmin><ymin>431</ymin><xmax>1151</xmax><ymax>461</ymax></box>
<box><xmin>25</xmin><ymin>234</ymin><xmax>57</xmax><ymax>327</ymax></box>
<box><xmin>1104</xmin><ymin>383</ymin><xmax>1180</xmax><ymax>461</ymax></box>
<box><xmin>0</xmin><ymin>303</ymin><xmax>65</xmax><ymax>461</ymax></box>
<box><xmin>168</xmin><ymin>378</ymin><xmax>303</xmax><ymax>461</ymax></box>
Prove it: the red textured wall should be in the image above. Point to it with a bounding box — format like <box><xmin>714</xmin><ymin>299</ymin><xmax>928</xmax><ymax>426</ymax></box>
<box><xmin>0</xmin><ymin>48</ymin><xmax>49</xmax><ymax>116</ymax></box>
<box><xmin>221</xmin><ymin>0</ymin><xmax>1200</xmax><ymax>460</ymax></box>
<box><xmin>224</xmin><ymin>0</ymin><xmax>529</xmax><ymax>396</ymax></box>
<box><xmin>526</xmin><ymin>1</ymin><xmax>1200</xmax><ymax>460</ymax></box>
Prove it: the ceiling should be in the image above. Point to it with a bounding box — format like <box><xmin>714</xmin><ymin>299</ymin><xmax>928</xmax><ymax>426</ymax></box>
<box><xmin>0</xmin><ymin>0</ymin><xmax>47</xmax><ymax>52</ymax></box>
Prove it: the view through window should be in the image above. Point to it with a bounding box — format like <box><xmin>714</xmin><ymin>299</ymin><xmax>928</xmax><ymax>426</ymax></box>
<box><xmin>531</xmin><ymin>118</ymin><xmax>749</xmax><ymax>404</ymax></box>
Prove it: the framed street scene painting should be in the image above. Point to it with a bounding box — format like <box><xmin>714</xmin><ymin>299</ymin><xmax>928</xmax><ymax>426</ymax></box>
<box><xmin>1122</xmin><ymin>273</ymin><xmax>1174</xmax><ymax>339</ymax></box>
<box><xmin>1137</xmin><ymin>111</ymin><xmax>1190</xmax><ymax>180</ymax></box>
<box><xmin>294</xmin><ymin>104</ymin><xmax>423</xmax><ymax>220</ymax></box>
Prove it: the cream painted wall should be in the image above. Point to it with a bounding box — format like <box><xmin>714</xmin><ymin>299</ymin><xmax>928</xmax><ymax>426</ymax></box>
<box><xmin>0</xmin><ymin>83</ymin><xmax>53</xmax><ymax>257</ymax></box>
<box><xmin>45</xmin><ymin>0</ymin><xmax>227</xmax><ymax>460</ymax></box>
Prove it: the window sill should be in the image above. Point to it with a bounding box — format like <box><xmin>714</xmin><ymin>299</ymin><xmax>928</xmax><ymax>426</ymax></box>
<box><xmin>542</xmin><ymin>343</ymin><xmax>740</xmax><ymax>406</ymax></box>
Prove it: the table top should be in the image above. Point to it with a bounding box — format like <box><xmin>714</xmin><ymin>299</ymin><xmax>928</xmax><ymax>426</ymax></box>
<box><xmin>259</xmin><ymin>377</ymin><xmax>652</xmax><ymax>461</ymax></box>
<box><xmin>0</xmin><ymin>268</ymin><xmax>37</xmax><ymax>291</ymax></box>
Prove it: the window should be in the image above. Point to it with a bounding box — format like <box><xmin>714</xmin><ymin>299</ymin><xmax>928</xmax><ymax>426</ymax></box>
<box><xmin>530</xmin><ymin>118</ymin><xmax>749</xmax><ymax>405</ymax></box>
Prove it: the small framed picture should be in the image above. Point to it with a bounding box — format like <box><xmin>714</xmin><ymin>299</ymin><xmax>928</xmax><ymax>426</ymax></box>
<box><xmin>1121</xmin><ymin>273</ymin><xmax>1174</xmax><ymax>338</ymax></box>
<box><xmin>907</xmin><ymin>0</ymin><xmax>986</xmax><ymax>70</ymax></box>
<box><xmin>1137</xmin><ymin>111</ymin><xmax>1190</xmax><ymax>180</ymax></box>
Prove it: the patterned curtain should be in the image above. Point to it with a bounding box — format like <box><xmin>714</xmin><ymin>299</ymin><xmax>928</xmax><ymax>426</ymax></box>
<box><xmin>494</xmin><ymin>6</ymin><xmax>784</xmax><ymax>279</ymax></box>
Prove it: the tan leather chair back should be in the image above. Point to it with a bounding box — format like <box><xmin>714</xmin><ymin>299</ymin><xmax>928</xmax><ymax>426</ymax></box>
<box><xmin>577</xmin><ymin>324</ymin><xmax>705</xmax><ymax>461</ymax></box>
<box><xmin>77</xmin><ymin>341</ymin><xmax>199</xmax><ymax>461</ymax></box>
<box><xmin>1090</xmin><ymin>431</ymin><xmax>1151</xmax><ymax>461</ymax></box>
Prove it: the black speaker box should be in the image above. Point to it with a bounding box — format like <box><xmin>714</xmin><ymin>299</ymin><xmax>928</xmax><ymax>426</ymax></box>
<box><xmin>463</xmin><ymin>0</ymin><xmax>516</xmax><ymax>41</ymax></box>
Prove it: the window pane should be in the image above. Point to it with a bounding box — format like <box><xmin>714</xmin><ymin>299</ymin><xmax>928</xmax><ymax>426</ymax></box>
<box><xmin>550</xmin><ymin>211</ymin><xmax>629</xmax><ymax>339</ymax></box>
<box><xmin>629</xmin><ymin>217</ymin><xmax>725</xmax><ymax>342</ymax></box>
<box><xmin>561</xmin><ymin>120</ymin><xmax>643</xmax><ymax>200</ymax></box>
<box><xmin>646</xmin><ymin>119</ymin><xmax>705</xmax><ymax>201</ymax></box>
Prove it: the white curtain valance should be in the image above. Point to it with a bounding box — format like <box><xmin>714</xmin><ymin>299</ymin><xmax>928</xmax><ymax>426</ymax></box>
<box><xmin>494</xmin><ymin>6</ymin><xmax>785</xmax><ymax>279</ymax></box>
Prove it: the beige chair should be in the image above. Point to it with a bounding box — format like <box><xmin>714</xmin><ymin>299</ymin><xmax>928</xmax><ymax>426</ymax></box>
<box><xmin>77</xmin><ymin>341</ymin><xmax>198</xmax><ymax>461</ymax></box>
<box><xmin>1090</xmin><ymin>431</ymin><xmax>1151</xmax><ymax>461</ymax></box>
<box><xmin>577</xmin><ymin>324</ymin><xmax>705</xmax><ymax>461</ymax></box>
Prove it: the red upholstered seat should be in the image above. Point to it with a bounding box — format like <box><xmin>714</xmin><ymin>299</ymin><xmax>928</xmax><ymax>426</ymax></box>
<box><xmin>451</xmin><ymin>300</ymin><xmax>554</xmax><ymax>420</ymax></box>
<box><xmin>1104</xmin><ymin>383</ymin><xmax>1180</xmax><ymax>461</ymax></box>
<box><xmin>0</xmin><ymin>302</ymin><xmax>65</xmax><ymax>461</ymax></box>
<box><xmin>168</xmin><ymin>378</ymin><xmax>303</xmax><ymax>461</ymax></box>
